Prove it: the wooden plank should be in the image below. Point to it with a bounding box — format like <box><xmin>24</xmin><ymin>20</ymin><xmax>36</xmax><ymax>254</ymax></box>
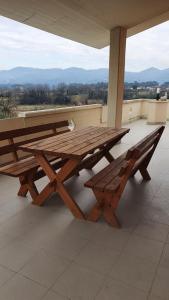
<box><xmin>73</xmin><ymin>129</ymin><xmax>129</xmax><ymax>158</ymax></box>
<box><xmin>0</xmin><ymin>120</ymin><xmax>69</xmax><ymax>140</ymax></box>
<box><xmin>30</xmin><ymin>128</ymin><xmax>129</xmax><ymax>159</ymax></box>
<box><xmin>85</xmin><ymin>152</ymin><xmax>127</xmax><ymax>188</ymax></box>
<box><xmin>21</xmin><ymin>127</ymin><xmax>111</xmax><ymax>155</ymax></box>
<box><xmin>20</xmin><ymin>127</ymin><xmax>125</xmax><ymax>153</ymax></box>
<box><xmin>0</xmin><ymin>154</ymin><xmax>58</xmax><ymax>177</ymax></box>
<box><xmin>136</xmin><ymin>134</ymin><xmax>159</xmax><ymax>158</ymax></box>
<box><xmin>21</xmin><ymin>126</ymin><xmax>95</xmax><ymax>150</ymax></box>
<box><xmin>94</xmin><ymin>162</ymin><xmax>127</xmax><ymax>192</ymax></box>
<box><xmin>0</xmin><ymin>129</ymin><xmax>70</xmax><ymax>156</ymax></box>
<box><xmin>45</xmin><ymin>127</ymin><xmax>116</xmax><ymax>155</ymax></box>
<box><xmin>8</xmin><ymin>138</ymin><xmax>19</xmax><ymax>161</ymax></box>
<box><xmin>129</xmin><ymin>126</ymin><xmax>164</xmax><ymax>155</ymax></box>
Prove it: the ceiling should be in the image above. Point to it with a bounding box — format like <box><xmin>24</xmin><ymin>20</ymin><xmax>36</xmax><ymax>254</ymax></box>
<box><xmin>1</xmin><ymin>0</ymin><xmax>169</xmax><ymax>48</ymax></box>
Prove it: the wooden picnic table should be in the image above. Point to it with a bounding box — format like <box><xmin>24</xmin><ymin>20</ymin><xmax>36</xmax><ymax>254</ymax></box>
<box><xmin>19</xmin><ymin>126</ymin><xmax>129</xmax><ymax>219</ymax></box>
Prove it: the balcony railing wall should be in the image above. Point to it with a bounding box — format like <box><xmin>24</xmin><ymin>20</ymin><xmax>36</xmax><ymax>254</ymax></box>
<box><xmin>0</xmin><ymin>100</ymin><xmax>168</xmax><ymax>165</ymax></box>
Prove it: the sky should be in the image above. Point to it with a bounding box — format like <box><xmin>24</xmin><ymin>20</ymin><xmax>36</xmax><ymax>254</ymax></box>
<box><xmin>0</xmin><ymin>15</ymin><xmax>169</xmax><ymax>72</ymax></box>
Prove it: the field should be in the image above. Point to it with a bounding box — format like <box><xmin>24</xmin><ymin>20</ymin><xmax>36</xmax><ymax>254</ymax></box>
<box><xmin>17</xmin><ymin>104</ymin><xmax>65</xmax><ymax>112</ymax></box>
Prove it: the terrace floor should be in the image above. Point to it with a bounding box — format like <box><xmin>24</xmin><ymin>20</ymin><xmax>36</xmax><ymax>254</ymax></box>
<box><xmin>0</xmin><ymin>120</ymin><xmax>169</xmax><ymax>299</ymax></box>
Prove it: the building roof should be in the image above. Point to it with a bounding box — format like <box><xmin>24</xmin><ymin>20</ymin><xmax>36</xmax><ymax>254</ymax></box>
<box><xmin>1</xmin><ymin>0</ymin><xmax>169</xmax><ymax>48</ymax></box>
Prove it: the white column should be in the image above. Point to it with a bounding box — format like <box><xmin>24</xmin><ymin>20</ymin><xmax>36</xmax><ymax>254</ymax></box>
<box><xmin>107</xmin><ymin>27</ymin><xmax>127</xmax><ymax>128</ymax></box>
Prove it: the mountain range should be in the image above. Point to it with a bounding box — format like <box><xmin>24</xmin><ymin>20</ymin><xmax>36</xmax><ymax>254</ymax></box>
<box><xmin>0</xmin><ymin>67</ymin><xmax>169</xmax><ymax>85</ymax></box>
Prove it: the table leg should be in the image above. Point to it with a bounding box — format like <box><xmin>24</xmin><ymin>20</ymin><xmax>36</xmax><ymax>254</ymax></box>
<box><xmin>33</xmin><ymin>153</ymin><xmax>85</xmax><ymax>219</ymax></box>
<box><xmin>57</xmin><ymin>182</ymin><xmax>85</xmax><ymax>219</ymax></box>
<box><xmin>32</xmin><ymin>181</ymin><xmax>56</xmax><ymax>206</ymax></box>
<box><xmin>82</xmin><ymin>145</ymin><xmax>115</xmax><ymax>170</ymax></box>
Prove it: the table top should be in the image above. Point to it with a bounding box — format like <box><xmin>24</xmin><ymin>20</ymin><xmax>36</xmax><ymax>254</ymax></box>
<box><xmin>19</xmin><ymin>126</ymin><xmax>129</xmax><ymax>159</ymax></box>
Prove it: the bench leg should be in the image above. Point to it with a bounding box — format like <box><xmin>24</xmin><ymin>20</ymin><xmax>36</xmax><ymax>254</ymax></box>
<box><xmin>105</xmin><ymin>152</ymin><xmax>114</xmax><ymax>163</ymax></box>
<box><xmin>87</xmin><ymin>190</ymin><xmax>121</xmax><ymax>228</ymax></box>
<box><xmin>18</xmin><ymin>176</ymin><xmax>28</xmax><ymax>197</ymax></box>
<box><xmin>18</xmin><ymin>184</ymin><xmax>28</xmax><ymax>197</ymax></box>
<box><xmin>87</xmin><ymin>190</ymin><xmax>103</xmax><ymax>221</ymax></box>
<box><xmin>139</xmin><ymin>167</ymin><xmax>151</xmax><ymax>181</ymax></box>
<box><xmin>88</xmin><ymin>203</ymin><xmax>102</xmax><ymax>222</ymax></box>
<box><xmin>131</xmin><ymin>165</ymin><xmax>151</xmax><ymax>181</ymax></box>
<box><xmin>103</xmin><ymin>205</ymin><xmax>121</xmax><ymax>228</ymax></box>
<box><xmin>18</xmin><ymin>171</ymin><xmax>39</xmax><ymax>201</ymax></box>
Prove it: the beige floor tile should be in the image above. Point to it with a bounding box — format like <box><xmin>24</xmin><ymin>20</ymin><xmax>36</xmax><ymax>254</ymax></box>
<box><xmin>20</xmin><ymin>249</ymin><xmax>71</xmax><ymax>288</ymax></box>
<box><xmin>91</xmin><ymin>225</ymin><xmax>131</xmax><ymax>251</ymax></box>
<box><xmin>159</xmin><ymin>243</ymin><xmax>169</xmax><ymax>269</ymax></box>
<box><xmin>41</xmin><ymin>234</ymin><xmax>89</xmax><ymax>260</ymax></box>
<box><xmin>57</xmin><ymin>219</ymin><xmax>101</xmax><ymax>241</ymax></box>
<box><xmin>110</xmin><ymin>253</ymin><xmax>157</xmax><ymax>291</ymax></box>
<box><xmin>151</xmin><ymin>266</ymin><xmax>169</xmax><ymax>300</ymax></box>
<box><xmin>1</xmin><ymin>120</ymin><xmax>169</xmax><ymax>300</ymax></box>
<box><xmin>75</xmin><ymin>242</ymin><xmax>120</xmax><ymax>275</ymax></box>
<box><xmin>0</xmin><ymin>239</ymin><xmax>38</xmax><ymax>271</ymax></box>
<box><xmin>52</xmin><ymin>263</ymin><xmax>105</xmax><ymax>299</ymax></box>
<box><xmin>0</xmin><ymin>265</ymin><xmax>15</xmax><ymax>287</ymax></box>
<box><xmin>123</xmin><ymin>234</ymin><xmax>164</xmax><ymax>263</ymax></box>
<box><xmin>134</xmin><ymin>221</ymin><xmax>169</xmax><ymax>242</ymax></box>
<box><xmin>116</xmin><ymin>204</ymin><xmax>141</xmax><ymax>231</ymax></box>
<box><xmin>42</xmin><ymin>291</ymin><xmax>68</xmax><ymax>300</ymax></box>
<box><xmin>142</xmin><ymin>204</ymin><xmax>169</xmax><ymax>226</ymax></box>
<box><xmin>96</xmin><ymin>278</ymin><xmax>148</xmax><ymax>300</ymax></box>
<box><xmin>155</xmin><ymin>186</ymin><xmax>169</xmax><ymax>202</ymax></box>
<box><xmin>148</xmin><ymin>295</ymin><xmax>166</xmax><ymax>300</ymax></box>
<box><xmin>0</xmin><ymin>232</ymin><xmax>17</xmax><ymax>250</ymax></box>
<box><xmin>0</xmin><ymin>215</ymin><xmax>37</xmax><ymax>239</ymax></box>
<box><xmin>0</xmin><ymin>274</ymin><xmax>47</xmax><ymax>300</ymax></box>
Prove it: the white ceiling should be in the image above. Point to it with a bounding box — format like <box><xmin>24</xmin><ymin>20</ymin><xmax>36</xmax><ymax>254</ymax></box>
<box><xmin>1</xmin><ymin>0</ymin><xmax>169</xmax><ymax>48</ymax></box>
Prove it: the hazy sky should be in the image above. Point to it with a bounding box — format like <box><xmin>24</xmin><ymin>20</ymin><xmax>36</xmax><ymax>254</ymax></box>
<box><xmin>0</xmin><ymin>15</ymin><xmax>169</xmax><ymax>72</ymax></box>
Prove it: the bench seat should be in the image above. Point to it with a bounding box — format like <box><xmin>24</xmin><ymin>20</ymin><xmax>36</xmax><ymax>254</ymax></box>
<box><xmin>85</xmin><ymin>152</ymin><xmax>127</xmax><ymax>192</ymax></box>
<box><xmin>0</xmin><ymin>154</ymin><xmax>59</xmax><ymax>177</ymax></box>
<box><xmin>85</xmin><ymin>126</ymin><xmax>165</xmax><ymax>228</ymax></box>
<box><xmin>0</xmin><ymin>120</ymin><xmax>70</xmax><ymax>202</ymax></box>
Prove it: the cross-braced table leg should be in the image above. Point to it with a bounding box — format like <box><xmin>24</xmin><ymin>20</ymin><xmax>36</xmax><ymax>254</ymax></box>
<box><xmin>81</xmin><ymin>134</ymin><xmax>125</xmax><ymax>171</ymax></box>
<box><xmin>32</xmin><ymin>153</ymin><xmax>85</xmax><ymax>219</ymax></box>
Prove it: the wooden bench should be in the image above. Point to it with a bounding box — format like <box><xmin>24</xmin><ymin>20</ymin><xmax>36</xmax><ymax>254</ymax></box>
<box><xmin>0</xmin><ymin>121</ymin><xmax>70</xmax><ymax>201</ymax></box>
<box><xmin>85</xmin><ymin>126</ymin><xmax>165</xmax><ymax>228</ymax></box>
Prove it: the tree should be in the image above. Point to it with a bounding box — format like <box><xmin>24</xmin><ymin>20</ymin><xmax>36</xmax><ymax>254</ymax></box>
<box><xmin>0</xmin><ymin>96</ymin><xmax>17</xmax><ymax>119</ymax></box>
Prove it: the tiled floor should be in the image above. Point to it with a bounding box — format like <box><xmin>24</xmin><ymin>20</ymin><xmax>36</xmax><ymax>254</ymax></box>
<box><xmin>0</xmin><ymin>120</ymin><xmax>169</xmax><ymax>299</ymax></box>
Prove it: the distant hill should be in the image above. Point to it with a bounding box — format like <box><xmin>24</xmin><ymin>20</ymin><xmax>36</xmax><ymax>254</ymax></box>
<box><xmin>0</xmin><ymin>66</ymin><xmax>169</xmax><ymax>85</ymax></box>
<box><xmin>126</xmin><ymin>67</ymin><xmax>169</xmax><ymax>83</ymax></box>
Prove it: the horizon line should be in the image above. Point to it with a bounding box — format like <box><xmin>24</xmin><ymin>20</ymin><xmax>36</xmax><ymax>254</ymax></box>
<box><xmin>0</xmin><ymin>66</ymin><xmax>166</xmax><ymax>73</ymax></box>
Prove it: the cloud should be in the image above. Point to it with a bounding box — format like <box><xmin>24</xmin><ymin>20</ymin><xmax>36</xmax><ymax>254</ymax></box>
<box><xmin>0</xmin><ymin>16</ymin><xmax>109</xmax><ymax>69</ymax></box>
<box><xmin>1</xmin><ymin>15</ymin><xmax>169</xmax><ymax>71</ymax></box>
<box><xmin>126</xmin><ymin>21</ymin><xmax>169</xmax><ymax>71</ymax></box>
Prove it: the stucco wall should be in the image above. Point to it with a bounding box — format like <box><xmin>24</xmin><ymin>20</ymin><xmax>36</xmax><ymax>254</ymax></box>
<box><xmin>18</xmin><ymin>104</ymin><xmax>102</xmax><ymax>129</ymax></box>
<box><xmin>0</xmin><ymin>100</ymin><xmax>169</xmax><ymax>165</ymax></box>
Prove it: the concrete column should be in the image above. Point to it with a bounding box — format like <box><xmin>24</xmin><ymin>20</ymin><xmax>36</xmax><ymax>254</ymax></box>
<box><xmin>107</xmin><ymin>27</ymin><xmax>127</xmax><ymax>128</ymax></box>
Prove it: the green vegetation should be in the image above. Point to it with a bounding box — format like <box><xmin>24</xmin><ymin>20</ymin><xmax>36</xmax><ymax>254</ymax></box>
<box><xmin>0</xmin><ymin>81</ymin><xmax>168</xmax><ymax>119</ymax></box>
<box><xmin>0</xmin><ymin>96</ymin><xmax>17</xmax><ymax>119</ymax></box>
